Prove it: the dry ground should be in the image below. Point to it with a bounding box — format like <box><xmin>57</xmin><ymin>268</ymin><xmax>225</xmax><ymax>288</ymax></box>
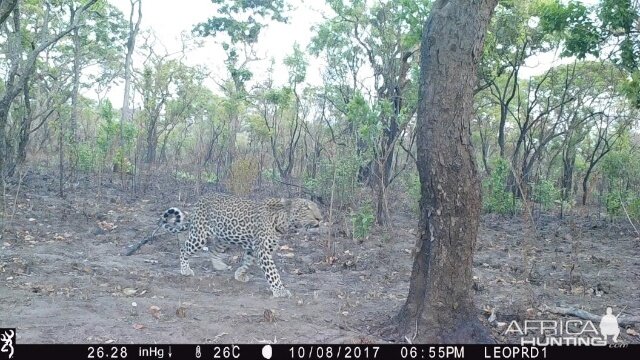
<box><xmin>1</xmin><ymin>171</ymin><xmax>638</xmax><ymax>344</ymax></box>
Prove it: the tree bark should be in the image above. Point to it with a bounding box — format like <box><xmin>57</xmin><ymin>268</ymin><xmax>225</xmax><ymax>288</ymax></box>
<box><xmin>120</xmin><ymin>0</ymin><xmax>142</xmax><ymax>148</ymax></box>
<box><xmin>0</xmin><ymin>0</ymin><xmax>17</xmax><ymax>28</ymax></box>
<box><xmin>396</xmin><ymin>0</ymin><xmax>498</xmax><ymax>343</ymax></box>
<box><xmin>70</xmin><ymin>7</ymin><xmax>81</xmax><ymax>143</ymax></box>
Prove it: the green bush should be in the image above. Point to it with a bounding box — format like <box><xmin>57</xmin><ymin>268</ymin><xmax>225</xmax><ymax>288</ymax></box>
<box><xmin>532</xmin><ymin>179</ymin><xmax>560</xmax><ymax>210</ymax></box>
<box><xmin>351</xmin><ymin>202</ymin><xmax>375</xmax><ymax>239</ymax></box>
<box><xmin>606</xmin><ymin>190</ymin><xmax>623</xmax><ymax>215</ymax></box>
<box><xmin>262</xmin><ymin>167</ymin><xmax>281</xmax><ymax>182</ymax></box>
<box><xmin>176</xmin><ymin>170</ymin><xmax>196</xmax><ymax>181</ymax></box>
<box><xmin>628</xmin><ymin>197</ymin><xmax>640</xmax><ymax>220</ymax></box>
<box><xmin>607</xmin><ymin>190</ymin><xmax>640</xmax><ymax>219</ymax></box>
<box><xmin>304</xmin><ymin>148</ymin><xmax>363</xmax><ymax>208</ymax></box>
<box><xmin>76</xmin><ymin>143</ymin><xmax>97</xmax><ymax>172</ymax></box>
<box><xmin>203</xmin><ymin>171</ymin><xmax>217</xmax><ymax>184</ymax></box>
<box><xmin>482</xmin><ymin>158</ymin><xmax>517</xmax><ymax>214</ymax></box>
<box><xmin>113</xmin><ymin>149</ymin><xmax>134</xmax><ymax>174</ymax></box>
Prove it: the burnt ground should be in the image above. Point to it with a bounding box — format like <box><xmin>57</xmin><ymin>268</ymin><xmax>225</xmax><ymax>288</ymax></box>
<box><xmin>1</xmin><ymin>170</ymin><xmax>639</xmax><ymax>344</ymax></box>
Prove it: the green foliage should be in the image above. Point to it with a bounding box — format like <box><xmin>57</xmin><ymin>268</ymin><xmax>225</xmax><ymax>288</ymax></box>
<box><xmin>536</xmin><ymin>0</ymin><xmax>640</xmax><ymax>105</ymax></box>
<box><xmin>606</xmin><ymin>189</ymin><xmax>640</xmax><ymax>219</ymax></box>
<box><xmin>602</xmin><ymin>136</ymin><xmax>640</xmax><ymax>183</ymax></box>
<box><xmin>176</xmin><ymin>170</ymin><xmax>196</xmax><ymax>181</ymax></box>
<box><xmin>76</xmin><ymin>143</ymin><xmax>97</xmax><ymax>172</ymax></box>
<box><xmin>93</xmin><ymin>100</ymin><xmax>137</xmax><ymax>171</ymax></box>
<box><xmin>203</xmin><ymin>171</ymin><xmax>218</xmax><ymax>184</ymax></box>
<box><xmin>263</xmin><ymin>167</ymin><xmax>281</xmax><ymax>182</ymax></box>
<box><xmin>175</xmin><ymin>171</ymin><xmax>216</xmax><ymax>184</ymax></box>
<box><xmin>346</xmin><ymin>93</ymin><xmax>379</xmax><ymax>144</ymax></box>
<box><xmin>304</xmin><ymin>148</ymin><xmax>363</xmax><ymax>208</ymax></box>
<box><xmin>114</xmin><ymin>149</ymin><xmax>133</xmax><ymax>174</ymax></box>
<box><xmin>628</xmin><ymin>196</ymin><xmax>640</xmax><ymax>220</ymax></box>
<box><xmin>351</xmin><ymin>202</ymin><xmax>375</xmax><ymax>239</ymax></box>
<box><xmin>482</xmin><ymin>158</ymin><xmax>517</xmax><ymax>214</ymax></box>
<box><xmin>532</xmin><ymin>179</ymin><xmax>560</xmax><ymax>210</ymax></box>
<box><xmin>96</xmin><ymin>118</ymin><xmax>136</xmax><ymax>155</ymax></box>
<box><xmin>193</xmin><ymin>0</ymin><xmax>288</xmax><ymax>45</ymax></box>
<box><xmin>283</xmin><ymin>43</ymin><xmax>307</xmax><ymax>85</ymax></box>
<box><xmin>606</xmin><ymin>190</ymin><xmax>624</xmax><ymax>215</ymax></box>
<box><xmin>193</xmin><ymin>0</ymin><xmax>290</xmax><ymax>91</ymax></box>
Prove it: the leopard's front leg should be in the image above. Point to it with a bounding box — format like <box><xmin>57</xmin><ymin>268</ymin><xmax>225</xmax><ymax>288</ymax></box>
<box><xmin>257</xmin><ymin>238</ymin><xmax>291</xmax><ymax>298</ymax></box>
<box><xmin>180</xmin><ymin>227</ymin><xmax>210</xmax><ymax>276</ymax></box>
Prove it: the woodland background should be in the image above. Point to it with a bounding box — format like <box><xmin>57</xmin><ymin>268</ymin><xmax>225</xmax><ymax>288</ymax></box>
<box><xmin>0</xmin><ymin>0</ymin><xmax>639</xmax><ymax>343</ymax></box>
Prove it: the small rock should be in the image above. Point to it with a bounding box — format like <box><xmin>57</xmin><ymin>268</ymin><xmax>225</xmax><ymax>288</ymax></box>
<box><xmin>176</xmin><ymin>306</ymin><xmax>187</xmax><ymax>318</ymax></box>
<box><xmin>263</xmin><ymin>309</ymin><xmax>276</xmax><ymax>323</ymax></box>
<box><xmin>122</xmin><ymin>288</ymin><xmax>137</xmax><ymax>296</ymax></box>
<box><xmin>149</xmin><ymin>305</ymin><xmax>161</xmax><ymax>319</ymax></box>
<box><xmin>596</xmin><ymin>282</ymin><xmax>612</xmax><ymax>294</ymax></box>
<box><xmin>92</xmin><ymin>227</ymin><xmax>107</xmax><ymax>236</ymax></box>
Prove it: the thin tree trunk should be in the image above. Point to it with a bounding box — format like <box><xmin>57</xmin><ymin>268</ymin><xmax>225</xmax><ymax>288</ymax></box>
<box><xmin>70</xmin><ymin>20</ymin><xmax>81</xmax><ymax>143</ymax></box>
<box><xmin>120</xmin><ymin>0</ymin><xmax>142</xmax><ymax>159</ymax></box>
<box><xmin>58</xmin><ymin>113</ymin><xmax>64</xmax><ymax>198</ymax></box>
<box><xmin>12</xmin><ymin>83</ymin><xmax>32</xmax><ymax>176</ymax></box>
<box><xmin>396</xmin><ymin>0</ymin><xmax>498</xmax><ymax>343</ymax></box>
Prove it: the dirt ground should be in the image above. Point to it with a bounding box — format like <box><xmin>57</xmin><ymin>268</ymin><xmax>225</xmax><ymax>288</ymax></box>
<box><xmin>1</xmin><ymin>171</ymin><xmax>639</xmax><ymax>344</ymax></box>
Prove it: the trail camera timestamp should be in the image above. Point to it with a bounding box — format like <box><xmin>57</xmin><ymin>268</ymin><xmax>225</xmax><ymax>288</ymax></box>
<box><xmin>400</xmin><ymin>346</ymin><xmax>464</xmax><ymax>359</ymax></box>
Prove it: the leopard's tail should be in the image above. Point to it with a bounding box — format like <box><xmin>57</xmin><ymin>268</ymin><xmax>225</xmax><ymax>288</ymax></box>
<box><xmin>159</xmin><ymin>207</ymin><xmax>190</xmax><ymax>233</ymax></box>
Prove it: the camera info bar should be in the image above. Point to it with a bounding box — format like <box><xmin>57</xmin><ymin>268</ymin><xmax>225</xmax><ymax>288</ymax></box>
<box><xmin>2</xmin><ymin>343</ymin><xmax>637</xmax><ymax>360</ymax></box>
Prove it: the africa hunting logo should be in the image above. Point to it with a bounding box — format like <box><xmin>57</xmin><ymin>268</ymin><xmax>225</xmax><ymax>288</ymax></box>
<box><xmin>0</xmin><ymin>329</ymin><xmax>15</xmax><ymax>359</ymax></box>
<box><xmin>504</xmin><ymin>307</ymin><xmax>626</xmax><ymax>346</ymax></box>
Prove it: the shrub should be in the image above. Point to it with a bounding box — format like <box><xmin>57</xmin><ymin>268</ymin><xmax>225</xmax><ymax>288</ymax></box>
<box><xmin>351</xmin><ymin>202</ymin><xmax>375</xmax><ymax>239</ymax></box>
<box><xmin>76</xmin><ymin>143</ymin><xmax>97</xmax><ymax>172</ymax></box>
<box><xmin>628</xmin><ymin>196</ymin><xmax>640</xmax><ymax>220</ymax></box>
<box><xmin>482</xmin><ymin>158</ymin><xmax>517</xmax><ymax>214</ymax></box>
<box><xmin>176</xmin><ymin>170</ymin><xmax>196</xmax><ymax>181</ymax></box>
<box><xmin>532</xmin><ymin>179</ymin><xmax>560</xmax><ymax>210</ymax></box>
<box><xmin>304</xmin><ymin>148</ymin><xmax>363</xmax><ymax>209</ymax></box>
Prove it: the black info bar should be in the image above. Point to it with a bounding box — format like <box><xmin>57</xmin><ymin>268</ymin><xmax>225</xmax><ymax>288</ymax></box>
<box><xmin>3</xmin><ymin>344</ymin><xmax>638</xmax><ymax>360</ymax></box>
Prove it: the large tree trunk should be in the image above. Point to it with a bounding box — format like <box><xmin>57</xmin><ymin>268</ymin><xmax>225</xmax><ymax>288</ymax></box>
<box><xmin>396</xmin><ymin>0</ymin><xmax>498</xmax><ymax>343</ymax></box>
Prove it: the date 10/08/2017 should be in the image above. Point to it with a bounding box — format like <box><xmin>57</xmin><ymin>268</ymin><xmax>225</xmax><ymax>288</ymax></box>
<box><xmin>83</xmin><ymin>345</ymin><xmax>550</xmax><ymax>360</ymax></box>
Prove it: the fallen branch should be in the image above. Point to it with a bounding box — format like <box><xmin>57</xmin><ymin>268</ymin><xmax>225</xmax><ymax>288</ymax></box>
<box><xmin>543</xmin><ymin>305</ymin><xmax>640</xmax><ymax>327</ymax></box>
<box><xmin>125</xmin><ymin>226</ymin><xmax>162</xmax><ymax>256</ymax></box>
<box><xmin>620</xmin><ymin>195</ymin><xmax>640</xmax><ymax>238</ymax></box>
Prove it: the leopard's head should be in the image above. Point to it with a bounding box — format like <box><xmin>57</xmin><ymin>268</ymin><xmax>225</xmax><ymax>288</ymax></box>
<box><xmin>289</xmin><ymin>198</ymin><xmax>322</xmax><ymax>230</ymax></box>
<box><xmin>265</xmin><ymin>197</ymin><xmax>322</xmax><ymax>233</ymax></box>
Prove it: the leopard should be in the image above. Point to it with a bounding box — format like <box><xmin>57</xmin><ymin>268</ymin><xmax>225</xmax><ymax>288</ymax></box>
<box><xmin>160</xmin><ymin>193</ymin><xmax>322</xmax><ymax>297</ymax></box>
